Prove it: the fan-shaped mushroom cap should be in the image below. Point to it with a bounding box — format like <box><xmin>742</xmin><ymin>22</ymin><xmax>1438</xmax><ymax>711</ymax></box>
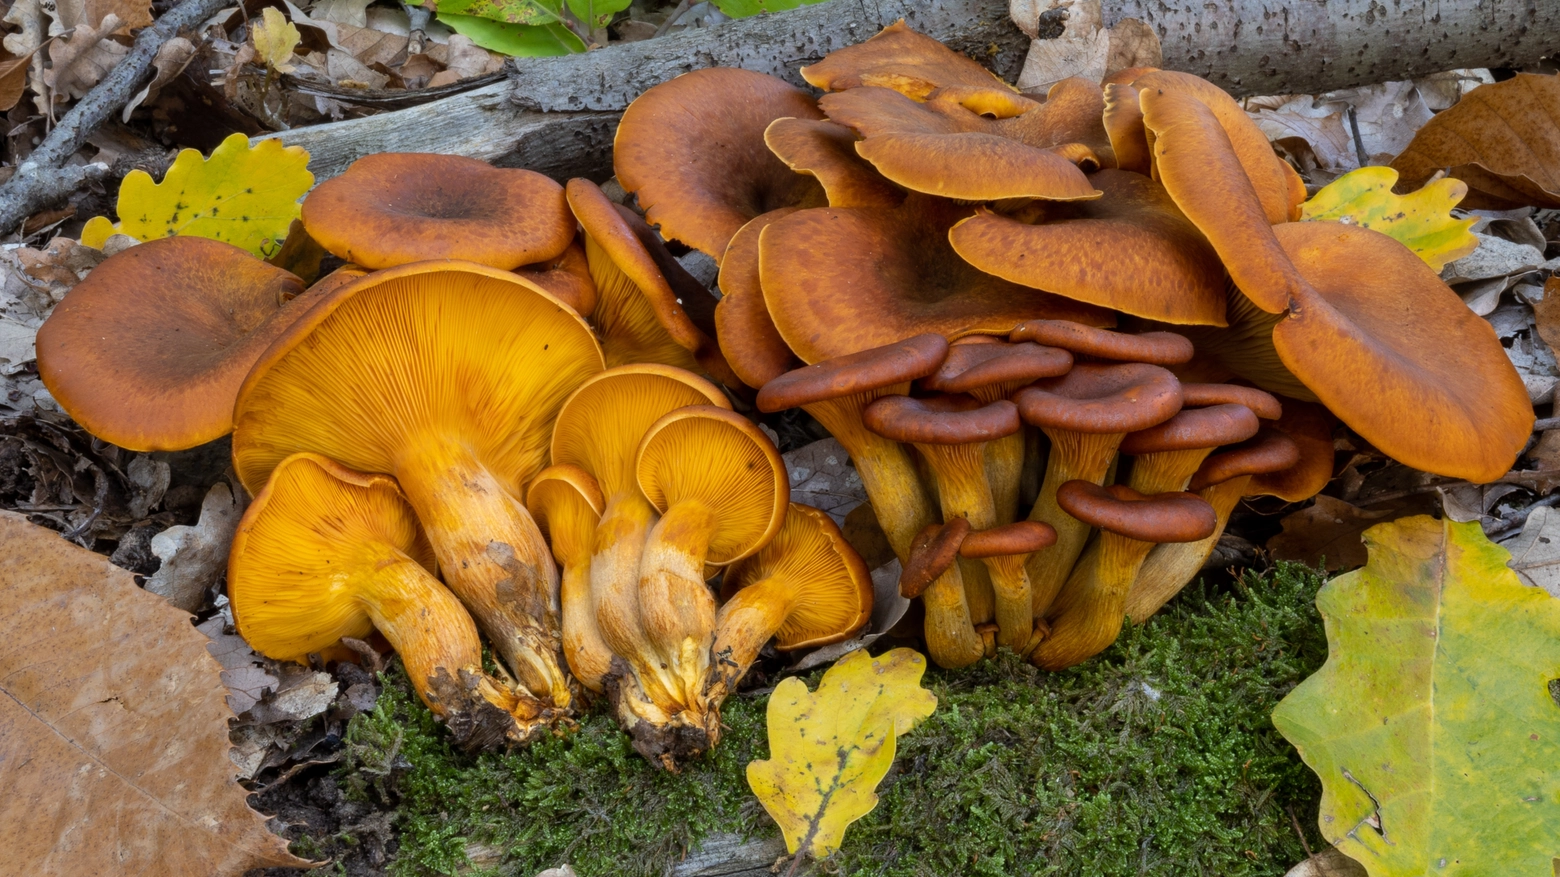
<box><xmin>1178</xmin><ymin>383</ymin><xmax>1282</xmax><ymax>419</ymax></box>
<box><xmin>37</xmin><ymin>236</ymin><xmax>309</xmax><ymax>452</ymax></box>
<box><xmin>1103</xmin><ymin>83</ymin><xmax>1150</xmax><ymax>175</ymax></box>
<box><xmin>308</xmin><ymin>263</ymin><xmax>369</xmax><ymax>296</ymax></box>
<box><xmin>899</xmin><ymin>517</ymin><xmax>970</xmax><ymax>598</ymax></box>
<box><xmin>764</xmin><ymin>118</ymin><xmax>905</xmax><ymax>209</ymax></box>
<box><xmin>864</xmin><ymin>394</ymin><xmax>1020</xmax><ymax>445</ymax></box>
<box><xmin>761</xmin><ymin>197</ymin><xmax>1113</xmax><ymax>363</ymax></box>
<box><xmin>516</xmin><ymin>239</ymin><xmax>595</xmax><ymax>316</ymax></box>
<box><xmin>1119</xmin><ymin>403</ymin><xmax>1260</xmax><ymax>456</ymax></box>
<box><xmin>715</xmin><ymin>209</ymin><xmax>804</xmax><ymax>389</ymax></box>
<box><xmin>1009</xmin><ymin>320</ymin><xmax>1194</xmax><ymax>364</ymax></box>
<box><xmin>756</xmin><ymin>334</ymin><xmax>948</xmax><ymax>411</ymax></box>
<box><xmin>1249</xmin><ymin>399</ymin><xmax>1335</xmax><ymax>501</ymax></box>
<box><xmin>1056</xmin><ymin>481</ymin><xmax>1217</xmax><ymax>543</ymax></box>
<box><xmin>960</xmin><ymin>520</ymin><xmax>1056</xmax><ymax>558</ymax></box>
<box><xmin>1188</xmin><ymin>427</ymin><xmax>1302</xmax><ymax>491</ymax></box>
<box><xmin>527</xmin><ymin>464</ymin><xmax>610</xmax><ymax>691</ymax></box>
<box><xmin>300</xmin><ymin>153</ymin><xmax>572</xmax><ymax>271</ymax></box>
<box><xmin>920</xmin><ymin>339</ymin><xmax>1072</xmax><ymax>395</ymax></box>
<box><xmin>614</xmin><ymin>68</ymin><xmax>826</xmax><ymax>260</ymax></box>
<box><xmin>950</xmin><ymin>170</ymin><xmax>1226</xmax><ymax>325</ymax></box>
<box><xmin>1015</xmin><ymin>363</ymin><xmax>1183</xmax><ymax>434</ymax></box>
<box><xmin>800</xmin><ymin>20</ymin><xmax>1013</xmax><ymax>97</ymax></box>
<box><xmin>1271</xmin><ymin>222</ymin><xmax>1532</xmax><ymax>483</ymax></box>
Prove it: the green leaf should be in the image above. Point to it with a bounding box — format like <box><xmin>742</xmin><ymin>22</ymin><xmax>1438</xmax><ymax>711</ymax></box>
<box><xmin>436</xmin><ymin>12</ymin><xmax>584</xmax><ymax>55</ymax></box>
<box><xmin>1297</xmin><ymin>166</ymin><xmax>1478</xmax><ymax>271</ymax></box>
<box><xmin>434</xmin><ymin>0</ymin><xmax>627</xmax><ymax>32</ymax></box>
<box><xmin>1272</xmin><ymin>516</ymin><xmax>1560</xmax><ymax>877</ymax></box>
<box><xmin>712</xmin><ymin>0</ymin><xmax>830</xmax><ymax>17</ymax></box>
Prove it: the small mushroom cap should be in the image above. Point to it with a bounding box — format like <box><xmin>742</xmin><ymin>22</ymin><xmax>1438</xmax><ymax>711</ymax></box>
<box><xmin>637</xmin><ymin>405</ymin><xmax>789</xmax><ymax>566</ymax></box>
<box><xmin>300</xmin><ymin>152</ymin><xmax>572</xmax><ymax>271</ymax></box>
<box><xmin>1271</xmin><ymin>221</ymin><xmax>1533</xmax><ymax>483</ymax></box>
<box><xmin>899</xmin><ymin>516</ymin><xmax>971</xmax><ymax>598</ymax></box>
<box><xmin>1103</xmin><ymin>83</ymin><xmax>1150</xmax><ymax>175</ymax></box>
<box><xmin>862</xmin><ymin>394</ymin><xmax>1020</xmax><ymax>445</ymax></box>
<box><xmin>1119</xmin><ymin>403</ymin><xmax>1261</xmax><ymax>455</ymax></box>
<box><xmin>1055</xmin><ymin>481</ymin><xmax>1217</xmax><ymax>543</ymax></box>
<box><xmin>552</xmin><ymin>363</ymin><xmax>730</xmax><ymax>500</ymax></box>
<box><xmin>526</xmin><ymin>463</ymin><xmax>605</xmax><ymax>566</ymax></box>
<box><xmin>949</xmin><ymin>170</ymin><xmax>1228</xmax><ymax>325</ymax></box>
<box><xmin>919</xmin><ymin>340</ymin><xmax>1072</xmax><ymax>394</ymax></box>
<box><xmin>1249</xmin><ymin>399</ymin><xmax>1336</xmax><ymax>502</ymax></box>
<box><xmin>1178</xmin><ymin>383</ymin><xmax>1282</xmax><ymax>419</ymax></box>
<box><xmin>760</xmin><ymin>196</ymin><xmax>1113</xmax><ymax>363</ymax></box>
<box><xmin>37</xmin><ymin>236</ymin><xmax>308</xmax><ymax>452</ymax></box>
<box><xmin>1009</xmin><ymin>320</ymin><xmax>1194</xmax><ymax>364</ymax></box>
<box><xmin>614</xmin><ymin>68</ymin><xmax>826</xmax><ymax>261</ymax></box>
<box><xmin>764</xmin><ymin>118</ymin><xmax>905</xmax><ymax>209</ymax></box>
<box><xmin>959</xmin><ymin>520</ymin><xmax>1056</xmax><ymax>558</ymax></box>
<box><xmin>721</xmin><ymin>503</ymin><xmax>873</xmax><ymax>650</ymax></box>
<box><xmin>755</xmin><ymin>333</ymin><xmax>948</xmax><ymax>412</ymax></box>
<box><xmin>516</xmin><ymin>239</ymin><xmax>596</xmax><ymax>316</ymax></box>
<box><xmin>715</xmin><ymin>209</ymin><xmax>804</xmax><ymax>389</ymax></box>
<box><xmin>1014</xmin><ymin>363</ymin><xmax>1183</xmax><ymax>434</ymax></box>
<box><xmin>1187</xmin><ymin>427</ymin><xmax>1302</xmax><ymax>492</ymax></box>
<box><xmin>800</xmin><ymin>20</ymin><xmax>1013</xmax><ymax>98</ymax></box>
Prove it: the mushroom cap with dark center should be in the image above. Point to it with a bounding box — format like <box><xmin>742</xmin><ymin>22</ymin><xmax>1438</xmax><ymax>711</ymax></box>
<box><xmin>959</xmin><ymin>520</ymin><xmax>1056</xmax><ymax>558</ymax></box>
<box><xmin>1187</xmin><ymin>427</ymin><xmax>1302</xmax><ymax>491</ymax></box>
<box><xmin>764</xmin><ymin>118</ymin><xmax>905</xmax><ymax>209</ymax></box>
<box><xmin>1119</xmin><ymin>403</ymin><xmax>1260</xmax><ymax>455</ymax></box>
<box><xmin>800</xmin><ymin>20</ymin><xmax>1013</xmax><ymax>98</ymax></box>
<box><xmin>1009</xmin><ymin>320</ymin><xmax>1194</xmax><ymax>364</ymax></box>
<box><xmin>862</xmin><ymin>393</ymin><xmax>1020</xmax><ymax>445</ymax></box>
<box><xmin>1014</xmin><ymin>363</ymin><xmax>1183</xmax><ymax>434</ymax></box>
<box><xmin>715</xmin><ymin>209</ymin><xmax>805</xmax><ymax>389</ymax></box>
<box><xmin>1249</xmin><ymin>399</ymin><xmax>1335</xmax><ymax>501</ymax></box>
<box><xmin>1178</xmin><ymin>383</ymin><xmax>1282</xmax><ymax>419</ymax></box>
<box><xmin>919</xmin><ymin>340</ymin><xmax>1072</xmax><ymax>394</ymax></box>
<box><xmin>300</xmin><ymin>153</ymin><xmax>573</xmax><ymax>271</ymax></box>
<box><xmin>1055</xmin><ymin>481</ymin><xmax>1217</xmax><ymax>543</ymax></box>
<box><xmin>614</xmin><ymin>68</ymin><xmax>827</xmax><ymax>261</ymax></box>
<box><xmin>760</xmin><ymin>196</ymin><xmax>1113</xmax><ymax>363</ymax></box>
<box><xmin>948</xmin><ymin>169</ymin><xmax>1228</xmax><ymax>325</ymax></box>
<box><xmin>755</xmin><ymin>333</ymin><xmax>948</xmax><ymax>412</ymax></box>
<box><xmin>37</xmin><ymin>236</ymin><xmax>309</xmax><ymax>452</ymax></box>
<box><xmin>899</xmin><ymin>516</ymin><xmax>971</xmax><ymax>598</ymax></box>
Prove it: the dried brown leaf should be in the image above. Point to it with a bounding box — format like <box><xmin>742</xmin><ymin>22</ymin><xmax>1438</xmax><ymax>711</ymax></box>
<box><xmin>121</xmin><ymin>35</ymin><xmax>195</xmax><ymax>121</ymax></box>
<box><xmin>0</xmin><ymin>510</ymin><xmax>307</xmax><ymax>874</ymax></box>
<box><xmin>1533</xmin><ymin>277</ymin><xmax>1560</xmax><ymax>352</ymax></box>
<box><xmin>1267</xmin><ymin>495</ymin><xmax>1416</xmax><ymax>571</ymax></box>
<box><xmin>44</xmin><ymin>13</ymin><xmax>127</xmax><ymax>100</ymax></box>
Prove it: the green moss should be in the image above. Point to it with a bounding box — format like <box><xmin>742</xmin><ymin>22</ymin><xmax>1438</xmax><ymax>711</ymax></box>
<box><xmin>335</xmin><ymin>564</ymin><xmax>1330</xmax><ymax>876</ymax></box>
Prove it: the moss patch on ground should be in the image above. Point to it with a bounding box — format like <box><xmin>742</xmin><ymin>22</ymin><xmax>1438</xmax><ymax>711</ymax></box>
<box><xmin>324</xmin><ymin>563</ymin><xmax>1330</xmax><ymax>877</ymax></box>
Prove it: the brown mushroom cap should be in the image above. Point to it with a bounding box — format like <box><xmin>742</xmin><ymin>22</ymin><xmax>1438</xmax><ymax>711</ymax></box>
<box><xmin>36</xmin><ymin>236</ymin><xmax>309</xmax><ymax>451</ymax></box>
<box><xmin>1187</xmin><ymin>427</ymin><xmax>1302</xmax><ymax>492</ymax></box>
<box><xmin>1014</xmin><ymin>363</ymin><xmax>1183</xmax><ymax>434</ymax></box>
<box><xmin>1055</xmin><ymin>481</ymin><xmax>1217</xmax><ymax>543</ymax></box>
<box><xmin>1119</xmin><ymin>403</ymin><xmax>1261</xmax><ymax>456</ymax></box>
<box><xmin>800</xmin><ymin>20</ymin><xmax>1013</xmax><ymax>98</ymax></box>
<box><xmin>1248</xmin><ymin>399</ymin><xmax>1335</xmax><ymax>501</ymax></box>
<box><xmin>1271</xmin><ymin>221</ymin><xmax>1532</xmax><ymax>483</ymax></box>
<box><xmin>760</xmin><ymin>196</ymin><xmax>1113</xmax><ymax>363</ymax></box>
<box><xmin>300</xmin><ymin>152</ymin><xmax>572</xmax><ymax>271</ymax></box>
<box><xmin>949</xmin><ymin>170</ymin><xmax>1228</xmax><ymax>325</ymax></box>
<box><xmin>714</xmin><ymin>209</ymin><xmax>804</xmax><ymax>389</ymax></box>
<box><xmin>764</xmin><ymin>118</ymin><xmax>905</xmax><ymax>209</ymax></box>
<box><xmin>863</xmin><ymin>394</ymin><xmax>1020</xmax><ymax>445</ymax></box>
<box><xmin>1009</xmin><ymin>320</ymin><xmax>1194</xmax><ymax>364</ymax></box>
<box><xmin>1103</xmin><ymin>83</ymin><xmax>1150</xmax><ymax>175</ymax></box>
<box><xmin>756</xmin><ymin>333</ymin><xmax>948</xmax><ymax>412</ymax></box>
<box><xmin>1178</xmin><ymin>383</ymin><xmax>1282</xmax><ymax>419</ymax></box>
<box><xmin>614</xmin><ymin>68</ymin><xmax>826</xmax><ymax>261</ymax></box>
<box><xmin>516</xmin><ymin>239</ymin><xmax>595</xmax><ymax>316</ymax></box>
<box><xmin>960</xmin><ymin>520</ymin><xmax>1056</xmax><ymax>558</ymax></box>
<box><xmin>919</xmin><ymin>339</ymin><xmax>1072</xmax><ymax>395</ymax></box>
<box><xmin>899</xmin><ymin>516</ymin><xmax>971</xmax><ymax>598</ymax></box>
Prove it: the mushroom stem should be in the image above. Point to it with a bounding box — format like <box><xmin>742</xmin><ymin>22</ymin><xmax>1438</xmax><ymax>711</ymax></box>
<box><xmin>638</xmin><ymin>501</ymin><xmax>720</xmax><ymax>707</ymax></box>
<box><xmin>986</xmin><ymin>432</ymin><xmax>1027</xmax><ymax>524</ymax></box>
<box><xmin>709</xmin><ymin>575</ymin><xmax>797</xmax><ymax>696</ymax></box>
<box><xmin>1126</xmin><ymin>448</ymin><xmax>1211</xmax><ymax>495</ymax></box>
<box><xmin>804</xmin><ymin>394</ymin><xmax>935</xmax><ymax>562</ymax></box>
<box><xmin>916</xmin><ymin>441</ymin><xmax>1007</xmax><ymax>637</ymax></box>
<box><xmin>1025</xmin><ymin>429</ymin><xmax>1122</xmax><ymax>615</ymax></box>
<box><xmin>1123</xmin><ymin>476</ymin><xmax>1245</xmax><ymax>623</ymax></box>
<box><xmin>559</xmin><ymin>552</ymin><xmax>611</xmax><ymax>690</ymax></box>
<box><xmin>921</xmin><ymin>563</ymin><xmax>986</xmax><ymax>667</ymax></box>
<box><xmin>591</xmin><ymin>494</ymin><xmax>681</xmax><ymax>706</ymax></box>
<box><xmin>1031</xmin><ymin>531</ymin><xmax>1154</xmax><ymax>670</ymax></box>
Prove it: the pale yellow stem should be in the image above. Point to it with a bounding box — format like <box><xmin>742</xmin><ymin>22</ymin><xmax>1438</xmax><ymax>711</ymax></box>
<box><xmin>1026</xmin><ymin>429</ymin><xmax>1123</xmax><ymax>616</ymax></box>
<box><xmin>1125</xmin><ymin>476</ymin><xmax>1247</xmax><ymax>623</ymax></box>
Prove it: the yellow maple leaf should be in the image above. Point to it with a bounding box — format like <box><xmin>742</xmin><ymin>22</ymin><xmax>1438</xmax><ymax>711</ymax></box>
<box><xmin>1298</xmin><ymin>165</ymin><xmax>1478</xmax><ymax>271</ymax></box>
<box><xmin>747</xmin><ymin>648</ymin><xmax>937</xmax><ymax>861</ymax></box>
<box><xmin>251</xmin><ymin>7</ymin><xmax>301</xmax><ymax>73</ymax></box>
<box><xmin>80</xmin><ymin>133</ymin><xmax>313</xmax><ymax>257</ymax></box>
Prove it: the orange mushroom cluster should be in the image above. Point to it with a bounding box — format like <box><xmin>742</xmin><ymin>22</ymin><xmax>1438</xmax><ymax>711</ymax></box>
<box><xmin>612</xmin><ymin>22</ymin><xmax>1532</xmax><ymax>670</ymax></box>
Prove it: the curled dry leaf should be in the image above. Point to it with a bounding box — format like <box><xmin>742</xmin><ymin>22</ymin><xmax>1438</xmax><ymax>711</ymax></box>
<box><xmin>145</xmin><ymin>480</ymin><xmax>247</xmax><ymax>612</ymax></box>
<box><xmin>1012</xmin><ymin>0</ymin><xmax>1159</xmax><ymax>93</ymax></box>
<box><xmin>1267</xmin><ymin>495</ymin><xmax>1417</xmax><ymax>572</ymax></box>
<box><xmin>0</xmin><ymin>510</ymin><xmax>308</xmax><ymax>874</ymax></box>
<box><xmin>44</xmin><ymin>12</ymin><xmax>127</xmax><ymax>101</ymax></box>
<box><xmin>121</xmin><ymin>36</ymin><xmax>196</xmax><ymax>121</ymax></box>
<box><xmin>783</xmin><ymin>437</ymin><xmax>868</xmax><ymax>524</ymax></box>
<box><xmin>1283</xmin><ymin>849</ymin><xmax>1368</xmax><ymax>877</ymax></box>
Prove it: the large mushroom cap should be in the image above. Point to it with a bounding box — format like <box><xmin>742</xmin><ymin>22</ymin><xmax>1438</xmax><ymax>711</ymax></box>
<box><xmin>1188</xmin><ymin>427</ymin><xmax>1302</xmax><ymax>491</ymax></box>
<box><xmin>1015</xmin><ymin>363</ymin><xmax>1183</xmax><ymax>434</ymax></box>
<box><xmin>1103</xmin><ymin>82</ymin><xmax>1150</xmax><ymax>175</ymax></box>
<box><xmin>1009</xmin><ymin>320</ymin><xmax>1194</xmax><ymax>364</ymax></box>
<box><xmin>760</xmin><ymin>196</ymin><xmax>1113</xmax><ymax>363</ymax></box>
<box><xmin>300</xmin><ymin>153</ymin><xmax>572</xmax><ymax>271</ymax></box>
<box><xmin>614</xmin><ymin>68</ymin><xmax>826</xmax><ymax>261</ymax></box>
<box><xmin>36</xmin><ymin>236</ymin><xmax>308</xmax><ymax>452</ymax></box>
<box><xmin>1271</xmin><ymin>221</ymin><xmax>1532</xmax><ymax>483</ymax></box>
<box><xmin>949</xmin><ymin>170</ymin><xmax>1228</xmax><ymax>325</ymax></box>
<box><xmin>863</xmin><ymin>394</ymin><xmax>1020</xmax><ymax>445</ymax></box>
<box><xmin>800</xmin><ymin>20</ymin><xmax>1013</xmax><ymax>98</ymax></box>
<box><xmin>1119</xmin><ymin>403</ymin><xmax>1261</xmax><ymax>455</ymax></box>
<box><xmin>715</xmin><ymin>209</ymin><xmax>804</xmax><ymax>389</ymax></box>
<box><xmin>1056</xmin><ymin>481</ymin><xmax>1217</xmax><ymax>543</ymax></box>
<box><xmin>919</xmin><ymin>339</ymin><xmax>1072</xmax><ymax>394</ymax></box>
<box><xmin>756</xmin><ymin>333</ymin><xmax>948</xmax><ymax>411</ymax></box>
<box><xmin>764</xmin><ymin>118</ymin><xmax>905</xmax><ymax>210</ymax></box>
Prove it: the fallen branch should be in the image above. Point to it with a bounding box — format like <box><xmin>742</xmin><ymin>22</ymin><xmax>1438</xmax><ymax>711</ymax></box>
<box><xmin>0</xmin><ymin>0</ymin><xmax>230</xmax><ymax>237</ymax></box>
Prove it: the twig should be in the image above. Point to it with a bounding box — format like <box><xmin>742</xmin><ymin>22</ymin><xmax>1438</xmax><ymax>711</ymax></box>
<box><xmin>1287</xmin><ymin>805</ymin><xmax>1314</xmax><ymax>858</ymax></box>
<box><xmin>653</xmin><ymin>0</ymin><xmax>693</xmax><ymax>36</ymax></box>
<box><xmin>1485</xmin><ymin>491</ymin><xmax>1560</xmax><ymax>541</ymax></box>
<box><xmin>0</xmin><ymin>0</ymin><xmax>231</xmax><ymax>237</ymax></box>
<box><xmin>1533</xmin><ymin>416</ymin><xmax>1560</xmax><ymax>432</ymax></box>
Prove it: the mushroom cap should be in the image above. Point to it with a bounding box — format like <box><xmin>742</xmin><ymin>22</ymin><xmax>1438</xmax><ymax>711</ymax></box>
<box><xmin>714</xmin><ymin>209</ymin><xmax>804</xmax><ymax>389</ymax></box>
<box><xmin>1187</xmin><ymin>427</ymin><xmax>1302</xmax><ymax>492</ymax></box>
<box><xmin>959</xmin><ymin>520</ymin><xmax>1056</xmax><ymax>558</ymax></box>
<box><xmin>231</xmin><ymin>261</ymin><xmax>604</xmax><ymax>496</ymax></box>
<box><xmin>1271</xmin><ymin>221</ymin><xmax>1532</xmax><ymax>483</ymax></box>
<box><xmin>1014</xmin><ymin>363</ymin><xmax>1183</xmax><ymax>434</ymax></box>
<box><xmin>764</xmin><ymin>118</ymin><xmax>905</xmax><ymax>209</ymax></box>
<box><xmin>1103</xmin><ymin>83</ymin><xmax>1150</xmax><ymax>175</ymax></box>
<box><xmin>36</xmin><ymin>236</ymin><xmax>308</xmax><ymax>452</ymax></box>
<box><xmin>1248</xmin><ymin>399</ymin><xmax>1336</xmax><ymax>502</ymax></box>
<box><xmin>1008</xmin><ymin>320</ymin><xmax>1194</xmax><ymax>364</ymax></box>
<box><xmin>1119</xmin><ymin>402</ymin><xmax>1261</xmax><ymax>455</ymax></box>
<box><xmin>299</xmin><ymin>152</ymin><xmax>573</xmax><ymax>271</ymax></box>
<box><xmin>516</xmin><ymin>239</ymin><xmax>596</xmax><ymax>316</ymax></box>
<box><xmin>948</xmin><ymin>169</ymin><xmax>1228</xmax><ymax>325</ymax></box>
<box><xmin>800</xmin><ymin>20</ymin><xmax>1013</xmax><ymax>98</ymax></box>
<box><xmin>1055</xmin><ymin>481</ymin><xmax>1217</xmax><ymax>543</ymax></box>
<box><xmin>614</xmin><ymin>67</ymin><xmax>826</xmax><ymax>261</ymax></box>
<box><xmin>720</xmin><ymin>503</ymin><xmax>873</xmax><ymax>650</ymax></box>
<box><xmin>919</xmin><ymin>339</ymin><xmax>1072</xmax><ymax>394</ymax></box>
<box><xmin>862</xmin><ymin>393</ymin><xmax>1020</xmax><ymax>445</ymax></box>
<box><xmin>760</xmin><ymin>196</ymin><xmax>1113</xmax><ymax>363</ymax></box>
<box><xmin>229</xmin><ymin>452</ymin><xmax>437</xmax><ymax>661</ymax></box>
<box><xmin>636</xmin><ymin>405</ymin><xmax>789</xmax><ymax>566</ymax></box>
<box><xmin>526</xmin><ymin>463</ymin><xmax>605</xmax><ymax>567</ymax></box>
<box><xmin>552</xmin><ymin>363</ymin><xmax>730</xmax><ymax>500</ymax></box>
<box><xmin>899</xmin><ymin>516</ymin><xmax>971</xmax><ymax>598</ymax></box>
<box><xmin>755</xmin><ymin>333</ymin><xmax>948</xmax><ymax>412</ymax></box>
<box><xmin>1178</xmin><ymin>383</ymin><xmax>1282</xmax><ymax>419</ymax></box>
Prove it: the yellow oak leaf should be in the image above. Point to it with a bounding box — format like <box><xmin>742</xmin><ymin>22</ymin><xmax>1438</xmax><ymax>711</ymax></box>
<box><xmin>251</xmin><ymin>6</ymin><xmax>300</xmax><ymax>73</ymax></box>
<box><xmin>747</xmin><ymin>648</ymin><xmax>936</xmax><ymax>861</ymax></box>
<box><xmin>1298</xmin><ymin>165</ymin><xmax>1477</xmax><ymax>271</ymax></box>
<box><xmin>79</xmin><ymin>133</ymin><xmax>313</xmax><ymax>257</ymax></box>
